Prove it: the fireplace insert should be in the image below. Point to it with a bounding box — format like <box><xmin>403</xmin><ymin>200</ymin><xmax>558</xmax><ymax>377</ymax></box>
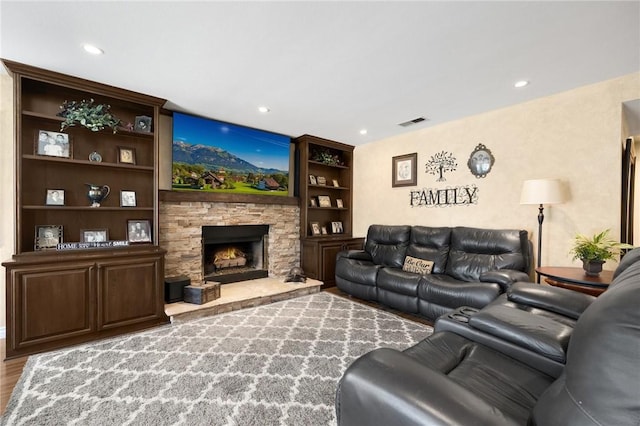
<box><xmin>202</xmin><ymin>225</ymin><xmax>269</xmax><ymax>284</ymax></box>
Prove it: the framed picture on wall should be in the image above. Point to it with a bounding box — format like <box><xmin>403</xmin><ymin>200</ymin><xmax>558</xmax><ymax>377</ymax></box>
<box><xmin>392</xmin><ymin>153</ymin><xmax>417</xmax><ymax>187</ymax></box>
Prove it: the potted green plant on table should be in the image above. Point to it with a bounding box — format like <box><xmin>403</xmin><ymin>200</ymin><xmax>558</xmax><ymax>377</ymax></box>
<box><xmin>569</xmin><ymin>229</ymin><xmax>633</xmax><ymax>276</ymax></box>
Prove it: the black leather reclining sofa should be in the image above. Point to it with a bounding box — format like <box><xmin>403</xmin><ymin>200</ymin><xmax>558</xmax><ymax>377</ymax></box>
<box><xmin>335</xmin><ymin>225</ymin><xmax>531</xmax><ymax>321</ymax></box>
<box><xmin>336</xmin><ymin>248</ymin><xmax>640</xmax><ymax>425</ymax></box>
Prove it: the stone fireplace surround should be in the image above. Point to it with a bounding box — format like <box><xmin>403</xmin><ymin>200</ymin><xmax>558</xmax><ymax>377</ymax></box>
<box><xmin>159</xmin><ymin>194</ymin><xmax>300</xmax><ymax>286</ymax></box>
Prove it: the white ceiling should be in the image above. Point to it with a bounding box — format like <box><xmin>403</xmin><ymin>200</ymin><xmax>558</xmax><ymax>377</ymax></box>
<box><xmin>1</xmin><ymin>1</ymin><xmax>639</xmax><ymax>146</ymax></box>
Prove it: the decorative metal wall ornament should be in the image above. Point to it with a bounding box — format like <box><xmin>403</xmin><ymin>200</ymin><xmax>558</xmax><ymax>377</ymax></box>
<box><xmin>467</xmin><ymin>143</ymin><xmax>495</xmax><ymax>178</ymax></box>
<box><xmin>425</xmin><ymin>151</ymin><xmax>457</xmax><ymax>182</ymax></box>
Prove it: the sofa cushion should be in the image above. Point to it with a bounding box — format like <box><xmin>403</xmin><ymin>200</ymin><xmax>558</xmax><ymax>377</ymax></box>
<box><xmin>364</xmin><ymin>225</ymin><xmax>411</xmax><ymax>268</ymax></box>
<box><xmin>446</xmin><ymin>227</ymin><xmax>528</xmax><ymax>282</ymax></box>
<box><xmin>419</xmin><ymin>274</ymin><xmax>502</xmax><ymax>310</ymax></box>
<box><xmin>402</xmin><ymin>256</ymin><xmax>434</xmax><ymax>274</ymax></box>
<box><xmin>405</xmin><ymin>226</ymin><xmax>451</xmax><ymax>274</ymax></box>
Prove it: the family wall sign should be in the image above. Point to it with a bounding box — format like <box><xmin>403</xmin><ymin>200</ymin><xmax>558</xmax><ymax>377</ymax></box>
<box><xmin>410</xmin><ymin>185</ymin><xmax>478</xmax><ymax>208</ymax></box>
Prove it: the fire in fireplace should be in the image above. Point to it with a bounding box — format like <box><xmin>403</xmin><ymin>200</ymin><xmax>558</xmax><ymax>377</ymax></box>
<box><xmin>202</xmin><ymin>225</ymin><xmax>269</xmax><ymax>284</ymax></box>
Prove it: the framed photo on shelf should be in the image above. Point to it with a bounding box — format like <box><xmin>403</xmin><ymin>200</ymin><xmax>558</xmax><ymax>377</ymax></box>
<box><xmin>331</xmin><ymin>221</ymin><xmax>344</xmax><ymax>234</ymax></box>
<box><xmin>309</xmin><ymin>175</ymin><xmax>317</xmax><ymax>185</ymax></box>
<box><xmin>120</xmin><ymin>190</ymin><xmax>137</xmax><ymax>207</ymax></box>
<box><xmin>316</xmin><ymin>176</ymin><xmax>327</xmax><ymax>186</ymax></box>
<box><xmin>118</xmin><ymin>146</ymin><xmax>136</xmax><ymax>165</ymax></box>
<box><xmin>317</xmin><ymin>195</ymin><xmax>331</xmax><ymax>207</ymax></box>
<box><xmin>35</xmin><ymin>225</ymin><xmax>63</xmax><ymax>250</ymax></box>
<box><xmin>45</xmin><ymin>189</ymin><xmax>65</xmax><ymax>206</ymax></box>
<box><xmin>332</xmin><ymin>179</ymin><xmax>340</xmax><ymax>187</ymax></box>
<box><xmin>127</xmin><ymin>219</ymin><xmax>152</xmax><ymax>243</ymax></box>
<box><xmin>309</xmin><ymin>197</ymin><xmax>317</xmax><ymax>207</ymax></box>
<box><xmin>336</xmin><ymin>198</ymin><xmax>344</xmax><ymax>208</ymax></box>
<box><xmin>321</xmin><ymin>226</ymin><xmax>328</xmax><ymax>235</ymax></box>
<box><xmin>134</xmin><ymin>115</ymin><xmax>152</xmax><ymax>133</ymax></box>
<box><xmin>80</xmin><ymin>229</ymin><xmax>108</xmax><ymax>243</ymax></box>
<box><xmin>309</xmin><ymin>222</ymin><xmax>321</xmax><ymax>236</ymax></box>
<box><xmin>392</xmin><ymin>152</ymin><xmax>418</xmax><ymax>187</ymax></box>
<box><xmin>36</xmin><ymin>130</ymin><xmax>71</xmax><ymax>158</ymax></box>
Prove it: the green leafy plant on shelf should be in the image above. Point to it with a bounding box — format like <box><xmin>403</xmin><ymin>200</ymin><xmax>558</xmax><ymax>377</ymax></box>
<box><xmin>311</xmin><ymin>147</ymin><xmax>344</xmax><ymax>166</ymax></box>
<box><xmin>58</xmin><ymin>98</ymin><xmax>121</xmax><ymax>133</ymax></box>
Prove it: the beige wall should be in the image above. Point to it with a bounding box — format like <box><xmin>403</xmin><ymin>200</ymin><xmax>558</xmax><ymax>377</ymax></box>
<box><xmin>1</xmin><ymin>70</ymin><xmax>15</xmax><ymax>333</ymax></box>
<box><xmin>353</xmin><ymin>73</ymin><xmax>640</xmax><ymax>273</ymax></box>
<box><xmin>0</xmin><ymin>71</ymin><xmax>638</xmax><ymax>332</ymax></box>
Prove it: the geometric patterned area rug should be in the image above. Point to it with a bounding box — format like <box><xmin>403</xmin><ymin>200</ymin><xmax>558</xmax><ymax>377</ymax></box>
<box><xmin>1</xmin><ymin>292</ymin><xmax>432</xmax><ymax>426</ymax></box>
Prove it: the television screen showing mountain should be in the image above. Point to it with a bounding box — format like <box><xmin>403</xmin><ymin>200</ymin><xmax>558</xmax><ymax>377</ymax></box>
<box><xmin>172</xmin><ymin>112</ymin><xmax>292</xmax><ymax>195</ymax></box>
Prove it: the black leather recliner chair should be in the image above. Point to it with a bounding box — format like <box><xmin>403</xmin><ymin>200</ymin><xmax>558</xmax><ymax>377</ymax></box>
<box><xmin>335</xmin><ymin>248</ymin><xmax>640</xmax><ymax>425</ymax></box>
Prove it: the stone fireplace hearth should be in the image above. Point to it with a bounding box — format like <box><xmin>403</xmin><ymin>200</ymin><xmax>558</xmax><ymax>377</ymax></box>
<box><xmin>159</xmin><ymin>196</ymin><xmax>300</xmax><ymax>285</ymax></box>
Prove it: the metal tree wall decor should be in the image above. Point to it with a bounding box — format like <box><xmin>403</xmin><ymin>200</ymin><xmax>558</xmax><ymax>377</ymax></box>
<box><xmin>425</xmin><ymin>151</ymin><xmax>457</xmax><ymax>182</ymax></box>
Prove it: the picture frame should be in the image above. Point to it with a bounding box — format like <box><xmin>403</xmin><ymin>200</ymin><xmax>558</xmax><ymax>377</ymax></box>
<box><xmin>309</xmin><ymin>175</ymin><xmax>317</xmax><ymax>185</ymax></box>
<box><xmin>127</xmin><ymin>219</ymin><xmax>152</xmax><ymax>243</ymax></box>
<box><xmin>80</xmin><ymin>229</ymin><xmax>109</xmax><ymax>243</ymax></box>
<box><xmin>316</xmin><ymin>176</ymin><xmax>327</xmax><ymax>186</ymax></box>
<box><xmin>317</xmin><ymin>195</ymin><xmax>331</xmax><ymax>207</ymax></box>
<box><xmin>45</xmin><ymin>189</ymin><xmax>65</xmax><ymax>206</ymax></box>
<box><xmin>332</xmin><ymin>179</ymin><xmax>340</xmax><ymax>187</ymax></box>
<box><xmin>120</xmin><ymin>190</ymin><xmax>137</xmax><ymax>207</ymax></box>
<box><xmin>331</xmin><ymin>221</ymin><xmax>344</xmax><ymax>234</ymax></box>
<box><xmin>309</xmin><ymin>197</ymin><xmax>317</xmax><ymax>207</ymax></box>
<box><xmin>392</xmin><ymin>152</ymin><xmax>417</xmax><ymax>187</ymax></box>
<box><xmin>321</xmin><ymin>226</ymin><xmax>328</xmax><ymax>235</ymax></box>
<box><xmin>309</xmin><ymin>221</ymin><xmax>321</xmax><ymax>236</ymax></box>
<box><xmin>134</xmin><ymin>115</ymin><xmax>152</xmax><ymax>133</ymax></box>
<box><xmin>36</xmin><ymin>130</ymin><xmax>71</xmax><ymax>158</ymax></box>
<box><xmin>35</xmin><ymin>225</ymin><xmax>63</xmax><ymax>250</ymax></box>
<box><xmin>336</xmin><ymin>198</ymin><xmax>344</xmax><ymax>208</ymax></box>
<box><xmin>118</xmin><ymin>146</ymin><xmax>136</xmax><ymax>165</ymax></box>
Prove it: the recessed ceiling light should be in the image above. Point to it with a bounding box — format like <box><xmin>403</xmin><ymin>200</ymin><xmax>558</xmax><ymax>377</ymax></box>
<box><xmin>359</xmin><ymin>129</ymin><xmax>368</xmax><ymax>135</ymax></box>
<box><xmin>83</xmin><ymin>44</ymin><xmax>104</xmax><ymax>55</ymax></box>
<box><xmin>258</xmin><ymin>106</ymin><xmax>270</xmax><ymax>113</ymax></box>
<box><xmin>514</xmin><ymin>80</ymin><xmax>529</xmax><ymax>88</ymax></box>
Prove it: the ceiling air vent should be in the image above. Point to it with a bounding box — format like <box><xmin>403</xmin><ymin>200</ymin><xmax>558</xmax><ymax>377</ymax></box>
<box><xmin>398</xmin><ymin>116</ymin><xmax>428</xmax><ymax>127</ymax></box>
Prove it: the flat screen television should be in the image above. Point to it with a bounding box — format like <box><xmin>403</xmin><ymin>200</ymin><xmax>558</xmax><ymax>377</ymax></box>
<box><xmin>172</xmin><ymin>112</ymin><xmax>292</xmax><ymax>196</ymax></box>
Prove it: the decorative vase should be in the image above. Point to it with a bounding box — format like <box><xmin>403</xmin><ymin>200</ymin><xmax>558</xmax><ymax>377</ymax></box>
<box><xmin>86</xmin><ymin>183</ymin><xmax>110</xmax><ymax>207</ymax></box>
<box><xmin>582</xmin><ymin>259</ymin><xmax>605</xmax><ymax>277</ymax></box>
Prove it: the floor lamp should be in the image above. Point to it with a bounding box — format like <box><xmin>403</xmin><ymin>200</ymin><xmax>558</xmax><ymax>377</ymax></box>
<box><xmin>520</xmin><ymin>179</ymin><xmax>566</xmax><ymax>283</ymax></box>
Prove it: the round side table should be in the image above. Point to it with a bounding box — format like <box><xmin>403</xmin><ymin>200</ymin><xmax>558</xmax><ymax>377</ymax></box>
<box><xmin>535</xmin><ymin>266</ymin><xmax>613</xmax><ymax>296</ymax></box>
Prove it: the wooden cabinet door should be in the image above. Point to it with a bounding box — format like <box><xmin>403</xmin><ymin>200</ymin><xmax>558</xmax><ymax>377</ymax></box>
<box><xmin>6</xmin><ymin>262</ymin><xmax>95</xmax><ymax>355</ymax></box>
<box><xmin>97</xmin><ymin>254</ymin><xmax>165</xmax><ymax>330</ymax></box>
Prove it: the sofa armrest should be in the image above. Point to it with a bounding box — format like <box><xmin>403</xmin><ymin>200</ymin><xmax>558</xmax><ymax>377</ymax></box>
<box><xmin>336</xmin><ymin>348</ymin><xmax>518</xmax><ymax>426</ymax></box>
<box><xmin>507</xmin><ymin>282</ymin><xmax>595</xmax><ymax>320</ymax></box>
<box><xmin>480</xmin><ymin>269</ymin><xmax>530</xmax><ymax>292</ymax></box>
<box><xmin>337</xmin><ymin>250</ymin><xmax>372</xmax><ymax>262</ymax></box>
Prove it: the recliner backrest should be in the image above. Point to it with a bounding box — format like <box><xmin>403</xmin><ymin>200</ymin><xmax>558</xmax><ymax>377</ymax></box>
<box><xmin>531</xmin><ymin>247</ymin><xmax>640</xmax><ymax>426</ymax></box>
<box><xmin>406</xmin><ymin>226</ymin><xmax>452</xmax><ymax>274</ymax></box>
<box><xmin>364</xmin><ymin>225</ymin><xmax>411</xmax><ymax>268</ymax></box>
<box><xmin>446</xmin><ymin>227</ymin><xmax>529</xmax><ymax>281</ymax></box>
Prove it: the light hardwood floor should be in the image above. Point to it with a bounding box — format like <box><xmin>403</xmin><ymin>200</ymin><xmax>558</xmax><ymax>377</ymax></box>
<box><xmin>1</xmin><ymin>338</ymin><xmax>28</xmax><ymax>415</ymax></box>
<box><xmin>0</xmin><ymin>287</ymin><xmax>431</xmax><ymax>416</ymax></box>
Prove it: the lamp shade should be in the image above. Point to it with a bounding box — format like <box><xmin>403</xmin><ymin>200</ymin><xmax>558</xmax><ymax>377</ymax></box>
<box><xmin>520</xmin><ymin>179</ymin><xmax>566</xmax><ymax>205</ymax></box>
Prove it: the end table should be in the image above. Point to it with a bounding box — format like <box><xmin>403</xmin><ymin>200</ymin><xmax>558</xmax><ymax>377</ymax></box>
<box><xmin>535</xmin><ymin>266</ymin><xmax>613</xmax><ymax>296</ymax></box>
